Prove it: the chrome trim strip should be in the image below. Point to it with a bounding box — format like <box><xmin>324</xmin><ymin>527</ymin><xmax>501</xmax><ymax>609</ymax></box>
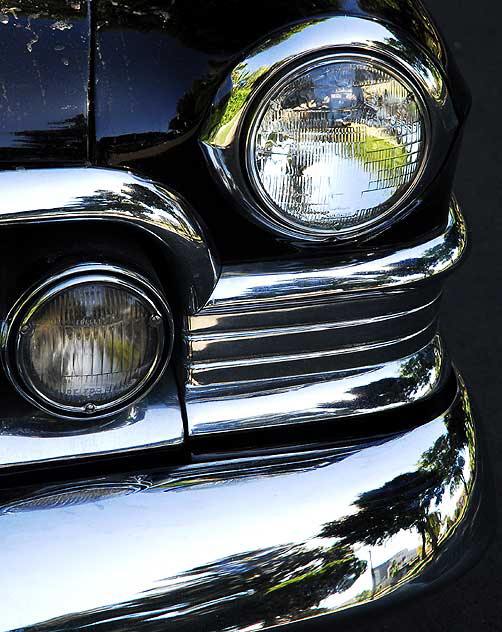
<box><xmin>190</xmin><ymin>283</ymin><xmax>442</xmax><ymax>332</ymax></box>
<box><xmin>182</xmin><ymin>199</ymin><xmax>464</xmax><ymax>436</ymax></box>
<box><xmin>201</xmin><ymin>15</ymin><xmax>459</xmax><ymax>242</ymax></box>
<box><xmin>0</xmin><ymin>370</ymin><xmax>184</xmax><ymax>470</ymax></box>
<box><xmin>186</xmin><ymin>335</ymin><xmax>447</xmax><ymax>435</ymax></box>
<box><xmin>188</xmin><ymin>295</ymin><xmax>441</xmax><ymax>343</ymax></box>
<box><xmin>0</xmin><ymin>377</ymin><xmax>481</xmax><ymax>631</ymax></box>
<box><xmin>203</xmin><ymin>198</ymin><xmax>465</xmax><ymax>311</ymax></box>
<box><xmin>0</xmin><ymin>168</ymin><xmax>219</xmax><ymax>314</ymax></box>
<box><xmin>188</xmin><ymin>321</ymin><xmax>440</xmax><ymax>389</ymax></box>
<box><xmin>189</xmin><ymin>321</ymin><xmax>439</xmax><ymax>374</ymax></box>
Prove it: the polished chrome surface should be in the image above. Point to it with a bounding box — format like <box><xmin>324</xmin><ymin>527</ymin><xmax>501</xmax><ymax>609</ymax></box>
<box><xmin>186</xmin><ymin>336</ymin><xmax>447</xmax><ymax>435</ymax></box>
<box><xmin>0</xmin><ymin>168</ymin><xmax>219</xmax><ymax>313</ymax></box>
<box><xmin>201</xmin><ymin>15</ymin><xmax>458</xmax><ymax>242</ymax></box>
<box><xmin>0</xmin><ymin>370</ymin><xmax>184</xmax><ymax>470</ymax></box>
<box><xmin>0</xmin><ymin>377</ymin><xmax>480</xmax><ymax>630</ymax></box>
<box><xmin>203</xmin><ymin>196</ymin><xmax>465</xmax><ymax>309</ymax></box>
<box><xmin>2</xmin><ymin>264</ymin><xmax>174</xmax><ymax>420</ymax></box>
<box><xmin>183</xmin><ymin>198</ymin><xmax>465</xmax><ymax>436</ymax></box>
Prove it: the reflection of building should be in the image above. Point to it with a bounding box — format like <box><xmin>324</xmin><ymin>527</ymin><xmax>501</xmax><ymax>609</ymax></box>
<box><xmin>372</xmin><ymin>548</ymin><xmax>418</xmax><ymax>588</ymax></box>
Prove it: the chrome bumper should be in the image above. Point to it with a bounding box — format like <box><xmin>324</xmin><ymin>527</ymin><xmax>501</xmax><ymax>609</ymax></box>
<box><xmin>0</xmin><ymin>375</ymin><xmax>487</xmax><ymax>631</ymax></box>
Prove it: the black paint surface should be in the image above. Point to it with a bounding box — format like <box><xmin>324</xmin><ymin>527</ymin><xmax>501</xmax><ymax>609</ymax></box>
<box><xmin>0</xmin><ymin>1</ymin><xmax>90</xmax><ymax>165</ymax></box>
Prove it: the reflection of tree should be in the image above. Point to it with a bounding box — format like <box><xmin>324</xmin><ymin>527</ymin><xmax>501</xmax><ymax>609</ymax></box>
<box><xmin>30</xmin><ymin>542</ymin><xmax>366</xmax><ymax>630</ymax></box>
<box><xmin>20</xmin><ymin>389</ymin><xmax>475</xmax><ymax>630</ymax></box>
<box><xmin>206</xmin><ymin>64</ymin><xmax>269</xmax><ymax>144</ymax></box>
<box><xmin>97</xmin><ymin>1</ymin><xmax>337</xmax><ymax>53</ymax></box>
<box><xmin>169</xmin><ymin>74</ymin><xmax>220</xmax><ymax>138</ymax></box>
<box><xmin>4</xmin><ymin>114</ymin><xmax>87</xmax><ymax>162</ymax></box>
<box><xmin>250</xmin><ymin>543</ymin><xmax>366</xmax><ymax>623</ymax></box>
<box><xmin>399</xmin><ymin>341</ymin><xmax>442</xmax><ymax>399</ymax></box>
<box><xmin>321</xmin><ymin>398</ymin><xmax>472</xmax><ymax>562</ymax></box>
<box><xmin>321</xmin><ymin>469</ymin><xmax>444</xmax><ymax>560</ymax></box>
<box><xmin>420</xmin><ymin>434</ymin><xmax>466</xmax><ymax>496</ymax></box>
<box><xmin>358</xmin><ymin>1</ymin><xmax>443</xmax><ymax>63</ymax></box>
<box><xmin>314</xmin><ymin>340</ymin><xmax>442</xmax><ymax>418</ymax></box>
<box><xmin>182</xmin><ymin>542</ymin><xmax>367</xmax><ymax>627</ymax></box>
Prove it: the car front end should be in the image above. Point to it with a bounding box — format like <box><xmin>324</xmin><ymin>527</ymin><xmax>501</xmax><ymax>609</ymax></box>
<box><xmin>0</xmin><ymin>1</ymin><xmax>490</xmax><ymax>630</ymax></box>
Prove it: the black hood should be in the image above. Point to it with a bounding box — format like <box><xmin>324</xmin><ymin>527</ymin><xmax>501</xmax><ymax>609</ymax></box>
<box><xmin>0</xmin><ymin>0</ymin><xmax>469</xmax><ymax>263</ymax></box>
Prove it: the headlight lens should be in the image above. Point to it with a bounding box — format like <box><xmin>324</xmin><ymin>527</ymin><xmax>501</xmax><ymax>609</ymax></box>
<box><xmin>5</xmin><ymin>267</ymin><xmax>172</xmax><ymax>419</ymax></box>
<box><xmin>247</xmin><ymin>55</ymin><xmax>427</xmax><ymax>238</ymax></box>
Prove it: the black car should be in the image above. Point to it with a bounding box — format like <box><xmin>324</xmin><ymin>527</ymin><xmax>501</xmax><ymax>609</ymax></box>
<box><xmin>0</xmin><ymin>1</ymin><xmax>490</xmax><ymax>630</ymax></box>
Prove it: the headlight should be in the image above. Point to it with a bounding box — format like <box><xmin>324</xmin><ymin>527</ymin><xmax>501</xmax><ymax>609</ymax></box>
<box><xmin>202</xmin><ymin>17</ymin><xmax>457</xmax><ymax>243</ymax></box>
<box><xmin>246</xmin><ymin>55</ymin><xmax>428</xmax><ymax>239</ymax></box>
<box><xmin>3</xmin><ymin>265</ymin><xmax>173</xmax><ymax>419</ymax></box>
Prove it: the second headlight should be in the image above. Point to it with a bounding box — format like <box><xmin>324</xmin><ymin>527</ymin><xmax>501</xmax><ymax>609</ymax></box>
<box><xmin>245</xmin><ymin>54</ymin><xmax>428</xmax><ymax>239</ymax></box>
<box><xmin>2</xmin><ymin>265</ymin><xmax>173</xmax><ymax>420</ymax></box>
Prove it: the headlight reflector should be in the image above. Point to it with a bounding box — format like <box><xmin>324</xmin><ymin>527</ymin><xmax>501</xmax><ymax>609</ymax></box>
<box><xmin>247</xmin><ymin>55</ymin><xmax>427</xmax><ymax>238</ymax></box>
<box><xmin>4</xmin><ymin>266</ymin><xmax>173</xmax><ymax>419</ymax></box>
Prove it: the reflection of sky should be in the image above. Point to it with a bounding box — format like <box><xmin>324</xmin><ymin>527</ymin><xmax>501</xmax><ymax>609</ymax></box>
<box><xmin>1</xmin><ymin>169</ymin><xmax>120</xmax><ymax>213</ymax></box>
<box><xmin>1</xmin><ymin>420</ymin><xmax>445</xmax><ymax>629</ymax></box>
<box><xmin>212</xmin><ymin>224</ymin><xmax>450</xmax><ymax>306</ymax></box>
<box><xmin>244</xmin><ymin>19</ymin><xmax>398</xmax><ymax>85</ymax></box>
<box><xmin>1</xmin><ymin>169</ymin><xmax>149</xmax><ymax>216</ymax></box>
<box><xmin>1</xmin><ymin>383</ymin><xmax>183</xmax><ymax>467</ymax></box>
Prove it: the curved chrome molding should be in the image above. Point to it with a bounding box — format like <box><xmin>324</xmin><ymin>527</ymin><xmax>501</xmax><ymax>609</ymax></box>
<box><xmin>182</xmin><ymin>198</ymin><xmax>465</xmax><ymax>436</ymax></box>
<box><xmin>200</xmin><ymin>15</ymin><xmax>458</xmax><ymax>242</ymax></box>
<box><xmin>0</xmin><ymin>370</ymin><xmax>184</xmax><ymax>470</ymax></box>
<box><xmin>203</xmin><ymin>197</ymin><xmax>465</xmax><ymax>311</ymax></box>
<box><xmin>0</xmin><ymin>377</ymin><xmax>483</xmax><ymax>630</ymax></box>
<box><xmin>0</xmin><ymin>168</ymin><xmax>219</xmax><ymax>313</ymax></box>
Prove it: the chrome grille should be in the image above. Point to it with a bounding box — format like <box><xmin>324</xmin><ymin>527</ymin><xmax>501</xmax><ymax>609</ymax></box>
<box><xmin>182</xmin><ymin>198</ymin><xmax>465</xmax><ymax>437</ymax></box>
<box><xmin>184</xmin><ymin>289</ymin><xmax>444</xmax><ymax>435</ymax></box>
<box><xmin>187</xmin><ymin>289</ymin><xmax>441</xmax><ymax>386</ymax></box>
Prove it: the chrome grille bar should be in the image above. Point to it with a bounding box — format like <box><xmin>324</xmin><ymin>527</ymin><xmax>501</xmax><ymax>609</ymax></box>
<box><xmin>183</xmin><ymin>198</ymin><xmax>465</xmax><ymax>437</ymax></box>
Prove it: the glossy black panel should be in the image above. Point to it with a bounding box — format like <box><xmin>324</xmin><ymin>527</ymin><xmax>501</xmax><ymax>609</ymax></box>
<box><xmin>94</xmin><ymin>0</ymin><xmax>469</xmax><ymax>260</ymax></box>
<box><xmin>0</xmin><ymin>1</ymin><xmax>90</xmax><ymax>164</ymax></box>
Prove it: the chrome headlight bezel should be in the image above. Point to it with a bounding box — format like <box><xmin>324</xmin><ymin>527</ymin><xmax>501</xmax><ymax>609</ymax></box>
<box><xmin>200</xmin><ymin>15</ymin><xmax>458</xmax><ymax>243</ymax></box>
<box><xmin>2</xmin><ymin>263</ymin><xmax>174</xmax><ymax>421</ymax></box>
